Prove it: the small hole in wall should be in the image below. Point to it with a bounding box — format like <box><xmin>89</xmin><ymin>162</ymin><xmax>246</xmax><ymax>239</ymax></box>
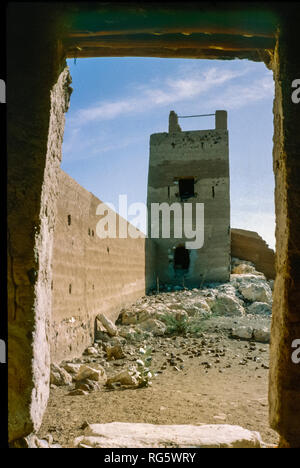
<box><xmin>92</xmin><ymin>230</ymin><xmax>94</xmax><ymax>237</ymax></box>
<box><xmin>107</xmin><ymin>247</ymin><xmax>110</xmax><ymax>254</ymax></box>
<box><xmin>178</xmin><ymin>178</ymin><xmax>194</xmax><ymax>201</ymax></box>
<box><xmin>88</xmin><ymin>228</ymin><xmax>91</xmax><ymax>236</ymax></box>
<box><xmin>69</xmin><ymin>284</ymin><xmax>72</xmax><ymax>294</ymax></box>
<box><xmin>212</xmin><ymin>186</ymin><xmax>215</xmax><ymax>198</ymax></box>
<box><xmin>68</xmin><ymin>214</ymin><xmax>71</xmax><ymax>226</ymax></box>
<box><xmin>51</xmin><ymin>281</ymin><xmax>53</xmax><ymax>290</ymax></box>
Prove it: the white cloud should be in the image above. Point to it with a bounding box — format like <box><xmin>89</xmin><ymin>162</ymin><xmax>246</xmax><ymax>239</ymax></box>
<box><xmin>68</xmin><ymin>66</ymin><xmax>250</xmax><ymax>127</ymax></box>
<box><xmin>62</xmin><ymin>135</ymin><xmax>143</xmax><ymax>162</ymax></box>
<box><xmin>206</xmin><ymin>74</ymin><xmax>274</xmax><ymax>110</ymax></box>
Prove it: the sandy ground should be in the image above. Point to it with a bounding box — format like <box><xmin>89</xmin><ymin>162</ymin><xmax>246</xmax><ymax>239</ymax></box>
<box><xmin>38</xmin><ymin>314</ymin><xmax>279</xmax><ymax>448</ymax></box>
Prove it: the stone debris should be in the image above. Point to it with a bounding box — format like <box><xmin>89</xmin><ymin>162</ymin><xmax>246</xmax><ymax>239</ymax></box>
<box><xmin>73</xmin><ymin>364</ymin><xmax>107</xmax><ymax>384</ymax></box>
<box><xmin>85</xmin><ymin>346</ymin><xmax>99</xmax><ymax>356</ymax></box>
<box><xmin>106</xmin><ymin>344</ymin><xmax>125</xmax><ymax>360</ymax></box>
<box><xmin>50</xmin><ymin>363</ymin><xmax>72</xmax><ymax>386</ymax></box>
<box><xmin>73</xmin><ymin>422</ymin><xmax>264</xmax><ymax>448</ymax></box>
<box><xmin>238</xmin><ymin>281</ymin><xmax>272</xmax><ymax>304</ymax></box>
<box><xmin>253</xmin><ymin>328</ymin><xmax>270</xmax><ymax>343</ymax></box>
<box><xmin>232</xmin><ymin>263</ymin><xmax>264</xmax><ymax>276</ymax></box>
<box><xmin>96</xmin><ymin>313</ymin><xmax>118</xmax><ymax>336</ymax></box>
<box><xmin>106</xmin><ymin>369</ymin><xmax>139</xmax><ymax>388</ymax></box>
<box><xmin>61</xmin><ymin>362</ymin><xmax>81</xmax><ymax>374</ymax></box>
<box><xmin>43</xmin><ymin>261</ymin><xmax>273</xmax><ymax>447</ymax></box>
<box><xmin>138</xmin><ymin>318</ymin><xmax>167</xmax><ymax>336</ymax></box>
<box><xmin>207</xmin><ymin>293</ymin><xmax>245</xmax><ymax>317</ymax></box>
<box><xmin>231</xmin><ymin>326</ymin><xmax>253</xmax><ymax>340</ymax></box>
<box><xmin>22</xmin><ymin>433</ymin><xmax>62</xmax><ymax>449</ymax></box>
<box><xmin>247</xmin><ymin>302</ymin><xmax>272</xmax><ymax>316</ymax></box>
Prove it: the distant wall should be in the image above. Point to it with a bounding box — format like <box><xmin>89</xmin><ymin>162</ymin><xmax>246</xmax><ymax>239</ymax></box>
<box><xmin>231</xmin><ymin>228</ymin><xmax>275</xmax><ymax>279</ymax></box>
<box><xmin>51</xmin><ymin>170</ymin><xmax>156</xmax><ymax>363</ymax></box>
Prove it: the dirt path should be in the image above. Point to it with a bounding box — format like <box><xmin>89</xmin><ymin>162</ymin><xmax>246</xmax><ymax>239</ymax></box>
<box><xmin>38</xmin><ymin>326</ymin><xmax>279</xmax><ymax>447</ymax></box>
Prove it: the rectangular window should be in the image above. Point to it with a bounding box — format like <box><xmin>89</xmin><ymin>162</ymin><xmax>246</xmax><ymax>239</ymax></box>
<box><xmin>178</xmin><ymin>178</ymin><xmax>194</xmax><ymax>200</ymax></box>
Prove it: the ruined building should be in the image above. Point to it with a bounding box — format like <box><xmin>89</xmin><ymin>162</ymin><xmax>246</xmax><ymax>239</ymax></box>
<box><xmin>7</xmin><ymin>2</ymin><xmax>300</xmax><ymax>449</ymax></box>
<box><xmin>147</xmin><ymin>110</ymin><xmax>230</xmax><ymax>287</ymax></box>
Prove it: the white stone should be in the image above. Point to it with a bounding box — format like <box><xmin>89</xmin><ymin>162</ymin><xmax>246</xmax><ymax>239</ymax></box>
<box><xmin>232</xmin><ymin>326</ymin><xmax>253</xmax><ymax>340</ymax></box>
<box><xmin>238</xmin><ymin>281</ymin><xmax>272</xmax><ymax>304</ymax></box>
<box><xmin>62</xmin><ymin>362</ymin><xmax>81</xmax><ymax>374</ymax></box>
<box><xmin>139</xmin><ymin>318</ymin><xmax>167</xmax><ymax>336</ymax></box>
<box><xmin>253</xmin><ymin>328</ymin><xmax>270</xmax><ymax>343</ymax></box>
<box><xmin>73</xmin><ymin>422</ymin><xmax>264</xmax><ymax>448</ymax></box>
<box><xmin>86</xmin><ymin>346</ymin><xmax>98</xmax><ymax>355</ymax></box>
<box><xmin>247</xmin><ymin>302</ymin><xmax>272</xmax><ymax>316</ymax></box>
<box><xmin>50</xmin><ymin>364</ymin><xmax>72</xmax><ymax>386</ymax></box>
<box><xmin>96</xmin><ymin>313</ymin><xmax>118</xmax><ymax>336</ymax></box>
<box><xmin>208</xmin><ymin>293</ymin><xmax>245</xmax><ymax>317</ymax></box>
<box><xmin>74</xmin><ymin>365</ymin><xmax>107</xmax><ymax>383</ymax></box>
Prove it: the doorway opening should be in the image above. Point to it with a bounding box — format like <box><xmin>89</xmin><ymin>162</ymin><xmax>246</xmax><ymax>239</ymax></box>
<box><xmin>174</xmin><ymin>245</ymin><xmax>190</xmax><ymax>271</ymax></box>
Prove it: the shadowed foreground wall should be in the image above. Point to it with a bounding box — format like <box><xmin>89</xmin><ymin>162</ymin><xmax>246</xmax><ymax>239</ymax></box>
<box><xmin>231</xmin><ymin>228</ymin><xmax>275</xmax><ymax>279</ymax></box>
<box><xmin>51</xmin><ymin>170</ymin><xmax>156</xmax><ymax>363</ymax></box>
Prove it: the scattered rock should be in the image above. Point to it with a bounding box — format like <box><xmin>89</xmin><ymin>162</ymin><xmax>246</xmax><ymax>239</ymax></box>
<box><xmin>238</xmin><ymin>281</ymin><xmax>272</xmax><ymax>304</ymax></box>
<box><xmin>74</xmin><ymin>365</ymin><xmax>107</xmax><ymax>384</ymax></box>
<box><xmin>253</xmin><ymin>328</ymin><xmax>270</xmax><ymax>343</ymax></box>
<box><xmin>50</xmin><ymin>364</ymin><xmax>72</xmax><ymax>386</ymax></box>
<box><xmin>208</xmin><ymin>293</ymin><xmax>245</xmax><ymax>317</ymax></box>
<box><xmin>85</xmin><ymin>346</ymin><xmax>99</xmax><ymax>356</ymax></box>
<box><xmin>96</xmin><ymin>313</ymin><xmax>118</xmax><ymax>336</ymax></box>
<box><xmin>139</xmin><ymin>318</ymin><xmax>166</xmax><ymax>336</ymax></box>
<box><xmin>247</xmin><ymin>302</ymin><xmax>272</xmax><ymax>316</ymax></box>
<box><xmin>232</xmin><ymin>264</ymin><xmax>264</xmax><ymax>276</ymax></box>
<box><xmin>231</xmin><ymin>326</ymin><xmax>253</xmax><ymax>340</ymax></box>
<box><xmin>106</xmin><ymin>369</ymin><xmax>139</xmax><ymax>388</ymax></box>
<box><xmin>61</xmin><ymin>362</ymin><xmax>82</xmax><ymax>374</ymax></box>
<box><xmin>106</xmin><ymin>344</ymin><xmax>125</xmax><ymax>360</ymax></box>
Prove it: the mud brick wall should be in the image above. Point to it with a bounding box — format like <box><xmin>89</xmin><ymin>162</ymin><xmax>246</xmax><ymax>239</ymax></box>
<box><xmin>231</xmin><ymin>228</ymin><xmax>275</xmax><ymax>279</ymax></box>
<box><xmin>51</xmin><ymin>170</ymin><xmax>156</xmax><ymax>363</ymax></box>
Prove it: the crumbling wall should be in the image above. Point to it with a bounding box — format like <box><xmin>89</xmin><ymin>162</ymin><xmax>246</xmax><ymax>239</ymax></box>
<box><xmin>51</xmin><ymin>170</ymin><xmax>156</xmax><ymax>363</ymax></box>
<box><xmin>7</xmin><ymin>3</ymin><xmax>69</xmax><ymax>442</ymax></box>
<box><xmin>268</xmin><ymin>15</ymin><xmax>300</xmax><ymax>447</ymax></box>
<box><xmin>231</xmin><ymin>228</ymin><xmax>275</xmax><ymax>279</ymax></box>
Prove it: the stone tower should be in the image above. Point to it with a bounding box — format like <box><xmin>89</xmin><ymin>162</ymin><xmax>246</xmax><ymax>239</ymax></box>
<box><xmin>147</xmin><ymin>110</ymin><xmax>230</xmax><ymax>288</ymax></box>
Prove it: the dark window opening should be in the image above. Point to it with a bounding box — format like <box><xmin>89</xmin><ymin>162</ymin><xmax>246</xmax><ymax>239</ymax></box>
<box><xmin>174</xmin><ymin>246</ymin><xmax>190</xmax><ymax>270</ymax></box>
<box><xmin>178</xmin><ymin>178</ymin><xmax>194</xmax><ymax>200</ymax></box>
<box><xmin>67</xmin><ymin>214</ymin><xmax>71</xmax><ymax>226</ymax></box>
<box><xmin>212</xmin><ymin>186</ymin><xmax>215</xmax><ymax>198</ymax></box>
<box><xmin>69</xmin><ymin>284</ymin><xmax>72</xmax><ymax>294</ymax></box>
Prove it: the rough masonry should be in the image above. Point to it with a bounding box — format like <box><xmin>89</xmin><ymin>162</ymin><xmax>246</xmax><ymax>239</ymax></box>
<box><xmin>147</xmin><ymin>110</ymin><xmax>230</xmax><ymax>287</ymax></box>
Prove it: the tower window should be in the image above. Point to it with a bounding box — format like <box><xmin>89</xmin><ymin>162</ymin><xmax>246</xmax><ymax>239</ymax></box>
<box><xmin>178</xmin><ymin>178</ymin><xmax>194</xmax><ymax>200</ymax></box>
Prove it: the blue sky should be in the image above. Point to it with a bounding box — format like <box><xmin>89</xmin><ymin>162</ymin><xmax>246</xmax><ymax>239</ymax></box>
<box><xmin>62</xmin><ymin>57</ymin><xmax>275</xmax><ymax>250</ymax></box>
